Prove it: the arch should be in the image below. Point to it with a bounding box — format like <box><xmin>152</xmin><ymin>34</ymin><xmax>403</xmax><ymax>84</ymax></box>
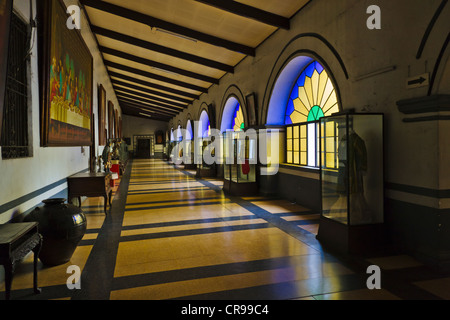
<box><xmin>176</xmin><ymin>124</ymin><xmax>183</xmax><ymax>142</ymax></box>
<box><xmin>261</xmin><ymin>32</ymin><xmax>349</xmax><ymax>126</ymax></box>
<box><xmin>185</xmin><ymin>118</ymin><xmax>193</xmax><ymax>141</ymax></box>
<box><xmin>265</xmin><ymin>52</ymin><xmax>341</xmax><ymax>126</ymax></box>
<box><xmin>218</xmin><ymin>85</ymin><xmax>247</xmax><ymax>133</ymax></box>
<box><xmin>184</xmin><ymin>113</ymin><xmax>194</xmax><ymax>141</ymax></box>
<box><xmin>220</xmin><ymin>95</ymin><xmax>246</xmax><ymax>132</ymax></box>
<box><xmin>285</xmin><ymin>60</ymin><xmax>340</xmax><ymax>125</ymax></box>
<box><xmin>198</xmin><ymin>109</ymin><xmax>210</xmax><ymax>138</ymax></box>
<box><xmin>170</xmin><ymin>127</ymin><xmax>174</xmax><ymax>142</ymax></box>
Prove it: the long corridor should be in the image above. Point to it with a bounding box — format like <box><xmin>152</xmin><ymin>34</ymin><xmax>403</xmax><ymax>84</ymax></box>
<box><xmin>2</xmin><ymin>159</ymin><xmax>449</xmax><ymax>300</ymax></box>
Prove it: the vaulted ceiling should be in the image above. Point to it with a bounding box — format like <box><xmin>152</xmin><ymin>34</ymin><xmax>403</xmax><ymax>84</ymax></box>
<box><xmin>80</xmin><ymin>0</ymin><xmax>311</xmax><ymax>122</ymax></box>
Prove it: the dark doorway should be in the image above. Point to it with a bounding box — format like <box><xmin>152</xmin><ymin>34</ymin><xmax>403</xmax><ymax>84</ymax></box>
<box><xmin>135</xmin><ymin>139</ymin><xmax>151</xmax><ymax>159</ymax></box>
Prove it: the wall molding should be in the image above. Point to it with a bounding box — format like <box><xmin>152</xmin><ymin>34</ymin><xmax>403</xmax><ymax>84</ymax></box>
<box><xmin>0</xmin><ymin>168</ymin><xmax>89</xmax><ymax>217</ymax></box>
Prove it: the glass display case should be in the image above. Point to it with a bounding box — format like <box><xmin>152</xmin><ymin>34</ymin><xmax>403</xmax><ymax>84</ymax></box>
<box><xmin>223</xmin><ymin>131</ymin><xmax>258</xmax><ymax>196</ymax></box>
<box><xmin>196</xmin><ymin>137</ymin><xmax>216</xmax><ymax>177</ymax></box>
<box><xmin>317</xmin><ymin>113</ymin><xmax>385</xmax><ymax>253</ymax></box>
<box><xmin>183</xmin><ymin>139</ymin><xmax>196</xmax><ymax>170</ymax></box>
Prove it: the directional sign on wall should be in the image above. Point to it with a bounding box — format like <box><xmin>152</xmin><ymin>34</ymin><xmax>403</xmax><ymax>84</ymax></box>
<box><xmin>406</xmin><ymin>73</ymin><xmax>429</xmax><ymax>89</ymax></box>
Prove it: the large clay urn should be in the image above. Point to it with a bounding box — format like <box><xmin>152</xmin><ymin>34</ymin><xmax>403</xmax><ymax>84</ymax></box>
<box><xmin>24</xmin><ymin>198</ymin><xmax>87</xmax><ymax>266</ymax></box>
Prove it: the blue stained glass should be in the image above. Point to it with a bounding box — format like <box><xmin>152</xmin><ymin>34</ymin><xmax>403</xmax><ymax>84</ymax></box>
<box><xmin>286</xmin><ymin>99</ymin><xmax>295</xmax><ymax>116</ymax></box>
<box><xmin>285</xmin><ymin>116</ymin><xmax>293</xmax><ymax>125</ymax></box>
<box><xmin>290</xmin><ymin>86</ymin><xmax>299</xmax><ymax>100</ymax></box>
<box><xmin>297</xmin><ymin>73</ymin><xmax>306</xmax><ymax>87</ymax></box>
<box><xmin>315</xmin><ymin>62</ymin><xmax>324</xmax><ymax>74</ymax></box>
<box><xmin>305</xmin><ymin>63</ymin><xmax>315</xmax><ymax>77</ymax></box>
<box><xmin>286</xmin><ymin>61</ymin><xmax>331</xmax><ymax>126</ymax></box>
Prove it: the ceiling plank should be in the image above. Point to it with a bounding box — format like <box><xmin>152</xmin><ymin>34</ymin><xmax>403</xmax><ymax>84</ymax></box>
<box><xmin>91</xmin><ymin>25</ymin><xmax>234</xmax><ymax>73</ymax></box>
<box><xmin>101</xmin><ymin>46</ymin><xmax>220</xmax><ymax>84</ymax></box>
<box><xmin>195</xmin><ymin>0</ymin><xmax>290</xmax><ymax>30</ymax></box>
<box><xmin>112</xmin><ymin>79</ymin><xmax>192</xmax><ymax>104</ymax></box>
<box><xmin>118</xmin><ymin>100</ymin><xmax>180</xmax><ymax>118</ymax></box>
<box><xmin>109</xmin><ymin>71</ymin><xmax>199</xmax><ymax>100</ymax></box>
<box><xmin>105</xmin><ymin>60</ymin><xmax>209</xmax><ymax>93</ymax></box>
<box><xmin>113</xmin><ymin>84</ymin><xmax>188</xmax><ymax>109</ymax></box>
<box><xmin>80</xmin><ymin>0</ymin><xmax>255</xmax><ymax>56</ymax></box>
<box><xmin>117</xmin><ymin>94</ymin><xmax>184</xmax><ymax>113</ymax></box>
<box><xmin>120</xmin><ymin>102</ymin><xmax>177</xmax><ymax>117</ymax></box>
<box><xmin>121</xmin><ymin>106</ymin><xmax>170</xmax><ymax>122</ymax></box>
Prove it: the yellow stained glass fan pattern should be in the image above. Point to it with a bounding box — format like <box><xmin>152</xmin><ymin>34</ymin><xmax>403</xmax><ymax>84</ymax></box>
<box><xmin>233</xmin><ymin>104</ymin><xmax>245</xmax><ymax>132</ymax></box>
<box><xmin>286</xmin><ymin>61</ymin><xmax>339</xmax><ymax>125</ymax></box>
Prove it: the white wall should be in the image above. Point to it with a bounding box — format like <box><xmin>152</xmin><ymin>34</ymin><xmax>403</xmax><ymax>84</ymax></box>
<box><xmin>0</xmin><ymin>0</ymin><xmax>122</xmax><ymax>223</ymax></box>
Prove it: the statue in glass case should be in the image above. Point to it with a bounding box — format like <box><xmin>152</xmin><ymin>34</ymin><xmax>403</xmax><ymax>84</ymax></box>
<box><xmin>332</xmin><ymin>122</ymin><xmax>372</xmax><ymax>225</ymax></box>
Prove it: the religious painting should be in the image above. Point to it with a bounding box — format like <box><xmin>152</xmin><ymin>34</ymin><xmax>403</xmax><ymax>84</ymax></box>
<box><xmin>0</xmin><ymin>0</ymin><xmax>13</xmax><ymax>136</ymax></box>
<box><xmin>98</xmin><ymin>84</ymin><xmax>106</xmax><ymax>145</ymax></box>
<box><xmin>155</xmin><ymin>131</ymin><xmax>164</xmax><ymax>145</ymax></box>
<box><xmin>108</xmin><ymin>101</ymin><xmax>114</xmax><ymax>139</ymax></box>
<box><xmin>39</xmin><ymin>0</ymin><xmax>93</xmax><ymax>146</ymax></box>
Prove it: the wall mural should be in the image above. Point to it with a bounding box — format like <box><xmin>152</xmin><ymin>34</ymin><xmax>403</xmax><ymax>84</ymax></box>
<box><xmin>40</xmin><ymin>0</ymin><xmax>93</xmax><ymax>146</ymax></box>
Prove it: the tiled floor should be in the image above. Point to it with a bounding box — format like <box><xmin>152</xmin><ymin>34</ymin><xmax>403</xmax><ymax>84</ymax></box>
<box><xmin>1</xmin><ymin>159</ymin><xmax>450</xmax><ymax>300</ymax></box>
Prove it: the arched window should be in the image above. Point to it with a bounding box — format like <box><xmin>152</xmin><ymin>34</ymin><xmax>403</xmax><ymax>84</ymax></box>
<box><xmin>233</xmin><ymin>104</ymin><xmax>245</xmax><ymax>132</ymax></box>
<box><xmin>170</xmin><ymin>128</ymin><xmax>174</xmax><ymax>142</ymax></box>
<box><xmin>285</xmin><ymin>61</ymin><xmax>340</xmax><ymax>167</ymax></box>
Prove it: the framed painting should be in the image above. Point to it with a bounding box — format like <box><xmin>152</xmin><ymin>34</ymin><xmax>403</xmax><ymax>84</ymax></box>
<box><xmin>98</xmin><ymin>84</ymin><xmax>106</xmax><ymax>145</ymax></box>
<box><xmin>119</xmin><ymin>116</ymin><xmax>122</xmax><ymax>139</ymax></box>
<box><xmin>246</xmin><ymin>93</ymin><xmax>258</xmax><ymax>127</ymax></box>
<box><xmin>155</xmin><ymin>131</ymin><xmax>164</xmax><ymax>145</ymax></box>
<box><xmin>38</xmin><ymin>0</ymin><xmax>93</xmax><ymax>146</ymax></box>
<box><xmin>108</xmin><ymin>101</ymin><xmax>114</xmax><ymax>139</ymax></box>
<box><xmin>0</xmin><ymin>0</ymin><xmax>13</xmax><ymax>136</ymax></box>
<box><xmin>115</xmin><ymin>109</ymin><xmax>119</xmax><ymax>139</ymax></box>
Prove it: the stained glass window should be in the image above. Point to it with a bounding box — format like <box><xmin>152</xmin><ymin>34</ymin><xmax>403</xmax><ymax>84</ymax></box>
<box><xmin>232</xmin><ymin>104</ymin><xmax>245</xmax><ymax>132</ymax></box>
<box><xmin>286</xmin><ymin>61</ymin><xmax>339</xmax><ymax>125</ymax></box>
<box><xmin>285</xmin><ymin>61</ymin><xmax>340</xmax><ymax>167</ymax></box>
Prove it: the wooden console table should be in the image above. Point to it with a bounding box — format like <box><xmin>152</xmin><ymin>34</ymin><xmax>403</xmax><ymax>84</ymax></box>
<box><xmin>67</xmin><ymin>172</ymin><xmax>112</xmax><ymax>214</ymax></box>
<box><xmin>0</xmin><ymin>222</ymin><xmax>43</xmax><ymax>300</ymax></box>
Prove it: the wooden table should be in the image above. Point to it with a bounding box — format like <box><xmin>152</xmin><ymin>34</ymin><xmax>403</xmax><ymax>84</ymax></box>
<box><xmin>0</xmin><ymin>222</ymin><xmax>43</xmax><ymax>300</ymax></box>
<box><xmin>67</xmin><ymin>172</ymin><xmax>112</xmax><ymax>214</ymax></box>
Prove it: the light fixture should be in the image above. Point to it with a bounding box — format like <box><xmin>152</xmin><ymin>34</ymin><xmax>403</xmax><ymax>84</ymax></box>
<box><xmin>152</xmin><ymin>67</ymin><xmax>179</xmax><ymax>76</ymax></box>
<box><xmin>139</xmin><ymin>112</ymin><xmax>153</xmax><ymax>118</ymax></box>
<box><xmin>151</xmin><ymin>26</ymin><xmax>198</xmax><ymax>43</ymax></box>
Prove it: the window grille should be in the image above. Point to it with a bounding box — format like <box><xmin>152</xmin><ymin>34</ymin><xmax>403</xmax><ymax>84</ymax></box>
<box><xmin>1</xmin><ymin>13</ymin><xmax>30</xmax><ymax>159</ymax></box>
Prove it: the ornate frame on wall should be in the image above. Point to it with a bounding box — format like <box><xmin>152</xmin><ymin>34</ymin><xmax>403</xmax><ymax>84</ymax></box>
<box><xmin>98</xmin><ymin>84</ymin><xmax>106</xmax><ymax>146</ymax></box>
<box><xmin>38</xmin><ymin>0</ymin><xmax>93</xmax><ymax>146</ymax></box>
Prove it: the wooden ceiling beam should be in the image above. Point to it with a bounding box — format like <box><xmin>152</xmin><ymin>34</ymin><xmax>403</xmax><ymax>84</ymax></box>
<box><xmin>91</xmin><ymin>25</ymin><xmax>234</xmax><ymax>73</ymax></box>
<box><xmin>105</xmin><ymin>60</ymin><xmax>209</xmax><ymax>93</ymax></box>
<box><xmin>109</xmin><ymin>71</ymin><xmax>199</xmax><ymax>100</ymax></box>
<box><xmin>100</xmin><ymin>46</ymin><xmax>219</xmax><ymax>84</ymax></box>
<box><xmin>195</xmin><ymin>0</ymin><xmax>290</xmax><ymax>30</ymax></box>
<box><xmin>121</xmin><ymin>106</ymin><xmax>170</xmax><ymax>122</ymax></box>
<box><xmin>120</xmin><ymin>102</ymin><xmax>176</xmax><ymax>117</ymax></box>
<box><xmin>117</xmin><ymin>94</ymin><xmax>183</xmax><ymax>113</ymax></box>
<box><xmin>80</xmin><ymin>0</ymin><xmax>255</xmax><ymax>56</ymax></box>
<box><xmin>112</xmin><ymin>79</ymin><xmax>192</xmax><ymax>105</ymax></box>
<box><xmin>118</xmin><ymin>101</ymin><xmax>179</xmax><ymax>119</ymax></box>
<box><xmin>113</xmin><ymin>84</ymin><xmax>188</xmax><ymax>109</ymax></box>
